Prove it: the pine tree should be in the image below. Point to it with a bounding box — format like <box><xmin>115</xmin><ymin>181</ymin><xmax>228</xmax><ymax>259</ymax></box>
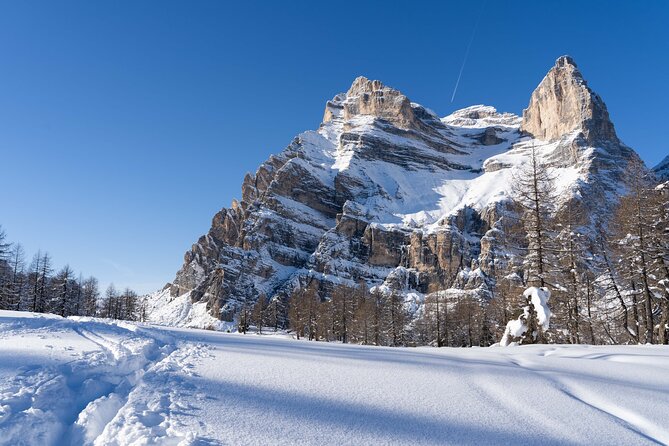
<box><xmin>612</xmin><ymin>164</ymin><xmax>658</xmax><ymax>344</ymax></box>
<box><xmin>423</xmin><ymin>290</ymin><xmax>448</xmax><ymax>347</ymax></box>
<box><xmin>370</xmin><ymin>287</ymin><xmax>385</xmax><ymax>346</ymax></box>
<box><xmin>554</xmin><ymin>200</ymin><xmax>590</xmax><ymax>343</ymax></box>
<box><xmin>138</xmin><ymin>295</ymin><xmax>149</xmax><ymax>322</ymax></box>
<box><xmin>0</xmin><ymin>227</ymin><xmax>11</xmax><ymax>309</ymax></box>
<box><xmin>238</xmin><ymin>303</ymin><xmax>251</xmax><ymax>334</ymax></box>
<box><xmin>647</xmin><ymin>182</ymin><xmax>669</xmax><ymax>344</ymax></box>
<box><xmin>315</xmin><ymin>298</ymin><xmax>333</xmax><ymax>341</ymax></box>
<box><xmin>102</xmin><ymin>284</ymin><xmax>118</xmax><ymax>319</ymax></box>
<box><xmin>7</xmin><ymin>244</ymin><xmax>26</xmax><ymax>311</ymax></box>
<box><xmin>73</xmin><ymin>274</ymin><xmax>84</xmax><ymax>316</ymax></box>
<box><xmin>81</xmin><ymin>277</ymin><xmax>100</xmax><ymax>316</ymax></box>
<box><xmin>304</xmin><ymin>285</ymin><xmax>320</xmax><ymax>341</ymax></box>
<box><xmin>500</xmin><ymin>287</ymin><xmax>552</xmax><ymax>346</ymax></box>
<box><xmin>120</xmin><ymin>288</ymin><xmax>138</xmax><ymax>320</ymax></box>
<box><xmin>0</xmin><ymin>226</ymin><xmax>10</xmax><ymax>271</ymax></box>
<box><xmin>251</xmin><ymin>293</ymin><xmax>267</xmax><ymax>334</ymax></box>
<box><xmin>511</xmin><ymin>145</ymin><xmax>558</xmax><ymax>289</ymax></box>
<box><xmin>386</xmin><ymin>290</ymin><xmax>407</xmax><ymax>346</ymax></box>
<box><xmin>266</xmin><ymin>296</ymin><xmax>281</xmax><ymax>332</ymax></box>
<box><xmin>351</xmin><ymin>281</ymin><xmax>371</xmax><ymax>344</ymax></box>
<box><xmin>331</xmin><ymin>285</ymin><xmax>355</xmax><ymax>343</ymax></box>
<box><xmin>288</xmin><ymin>288</ymin><xmax>306</xmax><ymax>339</ymax></box>
<box><xmin>28</xmin><ymin>251</ymin><xmax>41</xmax><ymax>312</ymax></box>
<box><xmin>28</xmin><ymin>251</ymin><xmax>53</xmax><ymax>313</ymax></box>
<box><xmin>509</xmin><ymin>146</ymin><xmax>559</xmax><ymax>343</ymax></box>
<box><xmin>38</xmin><ymin>252</ymin><xmax>53</xmax><ymax>314</ymax></box>
<box><xmin>53</xmin><ymin>265</ymin><xmax>75</xmax><ymax>317</ymax></box>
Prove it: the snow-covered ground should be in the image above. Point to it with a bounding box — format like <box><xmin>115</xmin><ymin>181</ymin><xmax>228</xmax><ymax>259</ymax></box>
<box><xmin>1</xmin><ymin>311</ymin><xmax>668</xmax><ymax>445</ymax></box>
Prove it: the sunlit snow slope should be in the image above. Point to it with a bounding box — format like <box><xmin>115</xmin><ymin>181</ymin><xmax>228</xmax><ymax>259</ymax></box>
<box><xmin>1</xmin><ymin>311</ymin><xmax>668</xmax><ymax>445</ymax></box>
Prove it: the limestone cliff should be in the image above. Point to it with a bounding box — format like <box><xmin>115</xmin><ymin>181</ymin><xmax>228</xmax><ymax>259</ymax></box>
<box><xmin>151</xmin><ymin>56</ymin><xmax>643</xmax><ymax>328</ymax></box>
<box><xmin>521</xmin><ymin>56</ymin><xmax>618</xmax><ymax>145</ymax></box>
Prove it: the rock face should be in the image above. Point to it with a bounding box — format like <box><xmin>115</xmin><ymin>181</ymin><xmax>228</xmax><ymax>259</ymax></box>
<box><xmin>157</xmin><ymin>56</ymin><xmax>643</xmax><ymax>326</ymax></box>
<box><xmin>324</xmin><ymin>76</ymin><xmax>418</xmax><ymax>130</ymax></box>
<box><xmin>521</xmin><ymin>56</ymin><xmax>618</xmax><ymax>145</ymax></box>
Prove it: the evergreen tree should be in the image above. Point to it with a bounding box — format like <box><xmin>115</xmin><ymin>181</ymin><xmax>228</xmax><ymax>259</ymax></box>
<box><xmin>288</xmin><ymin>288</ymin><xmax>306</xmax><ymax>340</ymax></box>
<box><xmin>238</xmin><ymin>303</ymin><xmax>251</xmax><ymax>334</ymax></box>
<box><xmin>612</xmin><ymin>165</ymin><xmax>658</xmax><ymax>344</ymax></box>
<box><xmin>554</xmin><ymin>201</ymin><xmax>590</xmax><ymax>343</ymax></box>
<box><xmin>351</xmin><ymin>281</ymin><xmax>372</xmax><ymax>344</ymax></box>
<box><xmin>7</xmin><ymin>244</ymin><xmax>26</xmax><ymax>311</ymax></box>
<box><xmin>120</xmin><ymin>288</ymin><xmax>138</xmax><ymax>320</ymax></box>
<box><xmin>423</xmin><ymin>290</ymin><xmax>448</xmax><ymax>347</ymax></box>
<box><xmin>386</xmin><ymin>290</ymin><xmax>407</xmax><ymax>346</ymax></box>
<box><xmin>251</xmin><ymin>293</ymin><xmax>267</xmax><ymax>334</ymax></box>
<box><xmin>511</xmin><ymin>146</ymin><xmax>558</xmax><ymax>289</ymax></box>
<box><xmin>52</xmin><ymin>265</ymin><xmax>75</xmax><ymax>317</ymax></box>
<box><xmin>102</xmin><ymin>284</ymin><xmax>118</xmax><ymax>319</ymax></box>
<box><xmin>331</xmin><ymin>285</ymin><xmax>355</xmax><ymax>343</ymax></box>
<box><xmin>81</xmin><ymin>277</ymin><xmax>100</xmax><ymax>317</ymax></box>
<box><xmin>370</xmin><ymin>288</ymin><xmax>385</xmax><ymax>346</ymax></box>
<box><xmin>266</xmin><ymin>296</ymin><xmax>281</xmax><ymax>332</ymax></box>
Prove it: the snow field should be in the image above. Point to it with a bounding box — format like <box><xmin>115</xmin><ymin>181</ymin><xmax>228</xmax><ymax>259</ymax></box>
<box><xmin>0</xmin><ymin>311</ymin><xmax>210</xmax><ymax>445</ymax></box>
<box><xmin>1</xmin><ymin>310</ymin><xmax>669</xmax><ymax>445</ymax></box>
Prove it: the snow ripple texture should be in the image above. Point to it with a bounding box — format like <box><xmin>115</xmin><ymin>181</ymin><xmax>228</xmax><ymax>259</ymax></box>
<box><xmin>1</xmin><ymin>310</ymin><xmax>669</xmax><ymax>445</ymax></box>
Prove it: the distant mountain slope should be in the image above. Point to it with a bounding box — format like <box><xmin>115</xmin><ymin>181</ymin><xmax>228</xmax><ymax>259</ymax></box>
<box><xmin>653</xmin><ymin>155</ymin><xmax>669</xmax><ymax>180</ymax></box>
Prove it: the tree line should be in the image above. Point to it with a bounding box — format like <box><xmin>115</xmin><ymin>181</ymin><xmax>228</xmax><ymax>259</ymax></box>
<box><xmin>5</xmin><ymin>146</ymin><xmax>668</xmax><ymax>347</ymax></box>
<box><xmin>0</xmin><ymin>229</ymin><xmax>145</xmax><ymax>321</ymax></box>
<box><xmin>236</xmin><ymin>281</ymin><xmax>414</xmax><ymax>346</ymax></box>
<box><xmin>485</xmin><ymin>148</ymin><xmax>669</xmax><ymax>346</ymax></box>
<box><xmin>240</xmin><ymin>149</ymin><xmax>669</xmax><ymax>347</ymax></box>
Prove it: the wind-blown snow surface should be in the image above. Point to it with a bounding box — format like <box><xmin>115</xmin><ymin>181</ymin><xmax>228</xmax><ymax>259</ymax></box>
<box><xmin>1</xmin><ymin>311</ymin><xmax>669</xmax><ymax>446</ymax></box>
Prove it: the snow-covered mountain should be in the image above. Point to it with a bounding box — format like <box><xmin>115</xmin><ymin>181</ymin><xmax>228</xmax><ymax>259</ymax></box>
<box><xmin>653</xmin><ymin>155</ymin><xmax>669</xmax><ymax>180</ymax></box>
<box><xmin>149</xmin><ymin>56</ymin><xmax>643</xmax><ymax>328</ymax></box>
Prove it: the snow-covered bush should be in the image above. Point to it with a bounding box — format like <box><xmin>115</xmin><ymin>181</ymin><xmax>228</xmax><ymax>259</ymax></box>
<box><xmin>500</xmin><ymin>287</ymin><xmax>551</xmax><ymax>346</ymax></box>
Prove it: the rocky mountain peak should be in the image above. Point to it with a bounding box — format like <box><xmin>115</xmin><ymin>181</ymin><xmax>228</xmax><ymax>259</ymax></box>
<box><xmin>157</xmin><ymin>56</ymin><xmax>645</xmax><ymax>333</ymax></box>
<box><xmin>323</xmin><ymin>76</ymin><xmax>418</xmax><ymax>130</ymax></box>
<box><xmin>521</xmin><ymin>55</ymin><xmax>618</xmax><ymax>145</ymax></box>
<box><xmin>555</xmin><ymin>54</ymin><xmax>577</xmax><ymax>69</ymax></box>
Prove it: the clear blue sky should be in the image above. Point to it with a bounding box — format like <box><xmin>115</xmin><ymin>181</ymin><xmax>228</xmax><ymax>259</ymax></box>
<box><xmin>1</xmin><ymin>1</ymin><xmax>667</xmax><ymax>294</ymax></box>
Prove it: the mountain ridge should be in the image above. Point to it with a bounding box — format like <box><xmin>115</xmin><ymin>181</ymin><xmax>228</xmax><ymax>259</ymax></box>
<box><xmin>149</xmin><ymin>55</ymin><xmax>645</xmax><ymax>331</ymax></box>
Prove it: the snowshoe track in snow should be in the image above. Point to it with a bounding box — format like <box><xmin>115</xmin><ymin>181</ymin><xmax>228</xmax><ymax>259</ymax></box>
<box><xmin>0</xmin><ymin>314</ymin><xmax>211</xmax><ymax>446</ymax></box>
<box><xmin>2</xmin><ymin>312</ymin><xmax>669</xmax><ymax>445</ymax></box>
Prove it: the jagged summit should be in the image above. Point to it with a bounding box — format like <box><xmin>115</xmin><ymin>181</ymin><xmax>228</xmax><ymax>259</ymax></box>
<box><xmin>150</xmin><ymin>56</ymin><xmax>643</xmax><ymax>331</ymax></box>
<box><xmin>323</xmin><ymin>76</ymin><xmax>420</xmax><ymax>130</ymax></box>
<box><xmin>521</xmin><ymin>55</ymin><xmax>618</xmax><ymax>145</ymax></box>
<box><xmin>555</xmin><ymin>54</ymin><xmax>577</xmax><ymax>68</ymax></box>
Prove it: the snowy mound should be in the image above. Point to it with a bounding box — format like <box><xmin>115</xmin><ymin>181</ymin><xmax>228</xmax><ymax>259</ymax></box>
<box><xmin>145</xmin><ymin>289</ymin><xmax>232</xmax><ymax>331</ymax></box>
<box><xmin>442</xmin><ymin>105</ymin><xmax>521</xmax><ymax>128</ymax></box>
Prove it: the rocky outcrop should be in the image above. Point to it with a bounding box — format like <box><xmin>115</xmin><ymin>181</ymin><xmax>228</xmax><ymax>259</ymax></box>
<box><xmin>521</xmin><ymin>55</ymin><xmax>618</xmax><ymax>145</ymax></box>
<box><xmin>324</xmin><ymin>76</ymin><xmax>417</xmax><ymax>130</ymax></box>
<box><xmin>159</xmin><ymin>57</ymin><xmax>643</xmax><ymax>326</ymax></box>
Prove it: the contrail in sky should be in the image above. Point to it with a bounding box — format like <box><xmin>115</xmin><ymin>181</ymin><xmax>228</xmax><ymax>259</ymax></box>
<box><xmin>451</xmin><ymin>1</ymin><xmax>487</xmax><ymax>103</ymax></box>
